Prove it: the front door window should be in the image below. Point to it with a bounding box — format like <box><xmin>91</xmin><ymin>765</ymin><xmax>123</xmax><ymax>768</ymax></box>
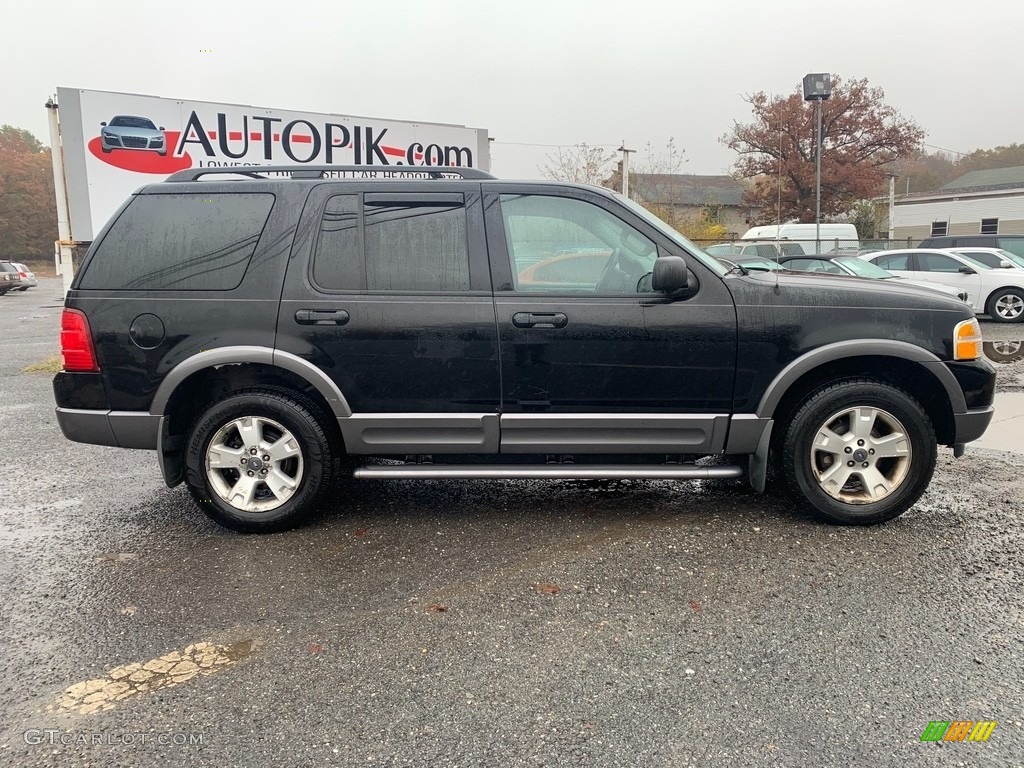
<box><xmin>499</xmin><ymin>194</ymin><xmax>658</xmax><ymax>295</ymax></box>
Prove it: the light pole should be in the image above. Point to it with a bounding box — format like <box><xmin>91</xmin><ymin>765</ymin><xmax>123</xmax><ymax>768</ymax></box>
<box><xmin>802</xmin><ymin>73</ymin><xmax>831</xmax><ymax>253</ymax></box>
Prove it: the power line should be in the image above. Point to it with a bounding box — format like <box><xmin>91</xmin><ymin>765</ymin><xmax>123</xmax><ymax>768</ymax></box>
<box><xmin>489</xmin><ymin>141</ymin><xmax>618</xmax><ymax>148</ymax></box>
<box><xmin>921</xmin><ymin>142</ymin><xmax>969</xmax><ymax>157</ymax></box>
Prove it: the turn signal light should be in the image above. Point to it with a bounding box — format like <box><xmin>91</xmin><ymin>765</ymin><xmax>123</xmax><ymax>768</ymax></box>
<box><xmin>60</xmin><ymin>308</ymin><xmax>100</xmax><ymax>372</ymax></box>
<box><xmin>953</xmin><ymin>318</ymin><xmax>982</xmax><ymax>361</ymax></box>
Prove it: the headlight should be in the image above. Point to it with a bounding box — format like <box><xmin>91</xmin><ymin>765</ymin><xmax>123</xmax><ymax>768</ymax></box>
<box><xmin>953</xmin><ymin>318</ymin><xmax>982</xmax><ymax>360</ymax></box>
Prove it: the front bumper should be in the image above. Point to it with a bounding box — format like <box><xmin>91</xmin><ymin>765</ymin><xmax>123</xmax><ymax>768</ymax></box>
<box><xmin>953</xmin><ymin>406</ymin><xmax>995</xmax><ymax>445</ymax></box>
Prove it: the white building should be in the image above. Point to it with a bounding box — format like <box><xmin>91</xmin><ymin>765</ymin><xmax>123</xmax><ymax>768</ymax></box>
<box><xmin>892</xmin><ymin>166</ymin><xmax>1024</xmax><ymax>241</ymax></box>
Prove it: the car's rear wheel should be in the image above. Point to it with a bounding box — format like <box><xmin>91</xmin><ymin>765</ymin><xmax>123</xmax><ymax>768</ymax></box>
<box><xmin>986</xmin><ymin>288</ymin><xmax>1024</xmax><ymax>323</ymax></box>
<box><xmin>781</xmin><ymin>378</ymin><xmax>936</xmax><ymax>525</ymax></box>
<box><xmin>184</xmin><ymin>388</ymin><xmax>336</xmax><ymax>533</ymax></box>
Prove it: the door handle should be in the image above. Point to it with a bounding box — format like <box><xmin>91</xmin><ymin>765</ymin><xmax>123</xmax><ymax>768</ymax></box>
<box><xmin>295</xmin><ymin>309</ymin><xmax>350</xmax><ymax>326</ymax></box>
<box><xmin>512</xmin><ymin>312</ymin><xmax>568</xmax><ymax>329</ymax></box>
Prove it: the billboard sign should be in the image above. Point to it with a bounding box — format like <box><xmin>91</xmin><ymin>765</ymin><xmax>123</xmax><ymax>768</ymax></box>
<box><xmin>54</xmin><ymin>87</ymin><xmax>490</xmax><ymax>241</ymax></box>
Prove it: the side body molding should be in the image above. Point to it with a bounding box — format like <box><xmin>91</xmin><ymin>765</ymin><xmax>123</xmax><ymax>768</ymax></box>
<box><xmin>148</xmin><ymin>345</ymin><xmax>352</xmax><ymax>417</ymax></box>
<box><xmin>754</xmin><ymin>340</ymin><xmax>968</xmax><ymax>419</ymax></box>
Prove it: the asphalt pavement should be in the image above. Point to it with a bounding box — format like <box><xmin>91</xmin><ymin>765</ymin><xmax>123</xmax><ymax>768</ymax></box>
<box><xmin>0</xmin><ymin>280</ymin><xmax>1021</xmax><ymax>767</ymax></box>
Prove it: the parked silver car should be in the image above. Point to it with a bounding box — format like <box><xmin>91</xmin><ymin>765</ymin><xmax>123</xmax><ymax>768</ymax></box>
<box><xmin>0</xmin><ymin>261</ymin><xmax>22</xmax><ymax>295</ymax></box>
<box><xmin>100</xmin><ymin>115</ymin><xmax>167</xmax><ymax>156</ymax></box>
<box><xmin>11</xmin><ymin>263</ymin><xmax>38</xmax><ymax>290</ymax></box>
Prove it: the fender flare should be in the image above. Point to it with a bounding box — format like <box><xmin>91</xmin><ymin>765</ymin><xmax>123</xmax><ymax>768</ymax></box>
<box><xmin>149</xmin><ymin>345</ymin><xmax>352</xmax><ymax>418</ymax></box>
<box><xmin>754</xmin><ymin>340</ymin><xmax>967</xmax><ymax>419</ymax></box>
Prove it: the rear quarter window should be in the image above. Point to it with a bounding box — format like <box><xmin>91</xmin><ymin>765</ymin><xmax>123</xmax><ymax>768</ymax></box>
<box><xmin>79</xmin><ymin>193</ymin><xmax>275</xmax><ymax>291</ymax></box>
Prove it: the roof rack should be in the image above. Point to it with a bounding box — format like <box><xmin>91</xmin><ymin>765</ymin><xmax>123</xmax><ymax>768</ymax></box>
<box><xmin>165</xmin><ymin>165</ymin><xmax>496</xmax><ymax>182</ymax></box>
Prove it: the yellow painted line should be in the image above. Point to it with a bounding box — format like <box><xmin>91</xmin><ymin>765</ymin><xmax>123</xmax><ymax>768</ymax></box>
<box><xmin>51</xmin><ymin>640</ymin><xmax>254</xmax><ymax>715</ymax></box>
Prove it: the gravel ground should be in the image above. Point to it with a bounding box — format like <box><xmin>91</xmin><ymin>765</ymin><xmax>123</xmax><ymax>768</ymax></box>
<box><xmin>0</xmin><ymin>281</ymin><xmax>1020</xmax><ymax>767</ymax></box>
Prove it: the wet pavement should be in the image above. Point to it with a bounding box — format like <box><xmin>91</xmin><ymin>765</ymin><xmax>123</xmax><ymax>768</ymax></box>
<box><xmin>0</xmin><ymin>280</ymin><xmax>1021</xmax><ymax>767</ymax></box>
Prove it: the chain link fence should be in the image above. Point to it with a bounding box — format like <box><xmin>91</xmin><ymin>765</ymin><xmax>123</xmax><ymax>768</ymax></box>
<box><xmin>687</xmin><ymin>236</ymin><xmax>923</xmax><ymax>256</ymax></box>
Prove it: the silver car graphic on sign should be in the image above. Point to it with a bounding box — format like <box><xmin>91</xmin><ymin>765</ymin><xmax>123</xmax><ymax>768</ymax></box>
<box><xmin>100</xmin><ymin>115</ymin><xmax>167</xmax><ymax>156</ymax></box>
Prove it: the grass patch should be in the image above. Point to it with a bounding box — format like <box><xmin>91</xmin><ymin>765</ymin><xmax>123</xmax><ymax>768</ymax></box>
<box><xmin>22</xmin><ymin>355</ymin><xmax>61</xmax><ymax>374</ymax></box>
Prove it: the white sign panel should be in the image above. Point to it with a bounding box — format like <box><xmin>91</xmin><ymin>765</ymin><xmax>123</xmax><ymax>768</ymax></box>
<box><xmin>55</xmin><ymin>87</ymin><xmax>490</xmax><ymax>241</ymax></box>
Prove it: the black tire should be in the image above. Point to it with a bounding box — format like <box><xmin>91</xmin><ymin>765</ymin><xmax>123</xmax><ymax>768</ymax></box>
<box><xmin>781</xmin><ymin>378</ymin><xmax>936</xmax><ymax>525</ymax></box>
<box><xmin>986</xmin><ymin>288</ymin><xmax>1024</xmax><ymax>323</ymax></box>
<box><xmin>18</xmin><ymin>287</ymin><xmax>29</xmax><ymax>292</ymax></box>
<box><xmin>983</xmin><ymin>340</ymin><xmax>1024</xmax><ymax>363</ymax></box>
<box><xmin>184</xmin><ymin>387</ymin><xmax>336</xmax><ymax>533</ymax></box>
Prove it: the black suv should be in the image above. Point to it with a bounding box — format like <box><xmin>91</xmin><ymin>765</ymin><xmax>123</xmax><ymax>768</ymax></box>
<box><xmin>919</xmin><ymin>234</ymin><xmax>1024</xmax><ymax>260</ymax></box>
<box><xmin>53</xmin><ymin>167</ymin><xmax>996</xmax><ymax>532</ymax></box>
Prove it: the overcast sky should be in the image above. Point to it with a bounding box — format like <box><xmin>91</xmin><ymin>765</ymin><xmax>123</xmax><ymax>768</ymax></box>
<box><xmin>4</xmin><ymin>0</ymin><xmax>1022</xmax><ymax>179</ymax></box>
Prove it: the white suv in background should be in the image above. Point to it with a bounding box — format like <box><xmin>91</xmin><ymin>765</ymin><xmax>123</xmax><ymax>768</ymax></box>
<box><xmin>862</xmin><ymin>249</ymin><xmax>1024</xmax><ymax>323</ymax></box>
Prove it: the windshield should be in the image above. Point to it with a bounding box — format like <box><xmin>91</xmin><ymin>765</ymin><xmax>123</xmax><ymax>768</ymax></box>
<box><xmin>737</xmin><ymin>258</ymin><xmax>783</xmax><ymax>271</ymax></box>
<box><xmin>994</xmin><ymin>249</ymin><xmax>1024</xmax><ymax>268</ymax></box>
<box><xmin>705</xmin><ymin>244</ymin><xmax>742</xmax><ymax>256</ymax></box>
<box><xmin>110</xmin><ymin>116</ymin><xmax>157</xmax><ymax>129</ymax></box>
<box><xmin>614</xmin><ymin>193</ymin><xmax>729</xmax><ymax>276</ymax></box>
<box><xmin>833</xmin><ymin>256</ymin><xmax>894</xmax><ymax>279</ymax></box>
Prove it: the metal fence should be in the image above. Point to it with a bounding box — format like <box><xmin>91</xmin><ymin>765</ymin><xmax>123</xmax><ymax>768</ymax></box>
<box><xmin>687</xmin><ymin>237</ymin><xmax>923</xmax><ymax>255</ymax></box>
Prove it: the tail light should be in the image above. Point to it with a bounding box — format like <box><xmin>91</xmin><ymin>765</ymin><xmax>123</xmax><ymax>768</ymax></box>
<box><xmin>19</xmin><ymin>272</ymin><xmax>28</xmax><ymax>278</ymax></box>
<box><xmin>60</xmin><ymin>309</ymin><xmax>100</xmax><ymax>372</ymax></box>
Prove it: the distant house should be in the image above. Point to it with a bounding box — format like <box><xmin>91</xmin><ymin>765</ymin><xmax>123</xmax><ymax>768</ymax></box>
<box><xmin>891</xmin><ymin>165</ymin><xmax>1024</xmax><ymax>240</ymax></box>
<box><xmin>612</xmin><ymin>173</ymin><xmax>757</xmax><ymax>236</ymax></box>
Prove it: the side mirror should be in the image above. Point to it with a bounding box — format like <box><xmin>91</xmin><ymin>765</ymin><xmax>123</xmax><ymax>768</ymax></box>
<box><xmin>958</xmin><ymin>265</ymin><xmax>976</xmax><ymax>274</ymax></box>
<box><xmin>652</xmin><ymin>256</ymin><xmax>689</xmax><ymax>293</ymax></box>
<box><xmin>159</xmin><ymin>126</ymin><xmax>165</xmax><ymax>131</ymax></box>
<box><xmin>100</xmin><ymin>121</ymin><xmax>107</xmax><ymax>127</ymax></box>
<box><xmin>1000</xmin><ymin>260</ymin><xmax>1014</xmax><ymax>269</ymax></box>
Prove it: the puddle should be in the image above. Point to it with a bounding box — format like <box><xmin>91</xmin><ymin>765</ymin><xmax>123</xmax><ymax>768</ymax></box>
<box><xmin>51</xmin><ymin>640</ymin><xmax>256</xmax><ymax>715</ymax></box>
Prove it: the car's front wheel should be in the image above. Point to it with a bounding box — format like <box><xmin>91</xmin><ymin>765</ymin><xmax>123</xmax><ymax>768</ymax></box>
<box><xmin>184</xmin><ymin>388</ymin><xmax>336</xmax><ymax>533</ymax></box>
<box><xmin>986</xmin><ymin>288</ymin><xmax>1024</xmax><ymax>323</ymax></box>
<box><xmin>781</xmin><ymin>378</ymin><xmax>936</xmax><ymax>525</ymax></box>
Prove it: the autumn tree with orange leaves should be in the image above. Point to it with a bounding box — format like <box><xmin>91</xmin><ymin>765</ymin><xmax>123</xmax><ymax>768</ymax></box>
<box><xmin>724</xmin><ymin>77</ymin><xmax>924</xmax><ymax>224</ymax></box>
<box><xmin>0</xmin><ymin>126</ymin><xmax>57</xmax><ymax>260</ymax></box>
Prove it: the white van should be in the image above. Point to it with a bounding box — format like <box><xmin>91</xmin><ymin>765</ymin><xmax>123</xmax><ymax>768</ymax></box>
<box><xmin>741</xmin><ymin>224</ymin><xmax>859</xmax><ymax>255</ymax></box>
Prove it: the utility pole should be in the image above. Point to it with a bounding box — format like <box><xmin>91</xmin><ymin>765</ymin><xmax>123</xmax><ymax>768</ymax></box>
<box><xmin>888</xmin><ymin>174</ymin><xmax>897</xmax><ymax>240</ymax></box>
<box><xmin>618</xmin><ymin>142</ymin><xmax>634</xmax><ymax>198</ymax></box>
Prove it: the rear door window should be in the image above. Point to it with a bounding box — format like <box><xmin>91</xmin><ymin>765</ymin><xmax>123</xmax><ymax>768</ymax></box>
<box><xmin>872</xmin><ymin>253</ymin><xmax>911</xmax><ymax>271</ymax></box>
<box><xmin>80</xmin><ymin>193</ymin><xmax>274</xmax><ymax>290</ymax></box>
<box><xmin>311</xmin><ymin>193</ymin><xmax>470</xmax><ymax>292</ymax></box>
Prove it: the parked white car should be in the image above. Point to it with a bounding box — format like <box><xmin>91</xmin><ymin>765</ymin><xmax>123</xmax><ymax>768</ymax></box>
<box><xmin>778</xmin><ymin>255</ymin><xmax>969</xmax><ymax>301</ymax></box>
<box><xmin>861</xmin><ymin>249</ymin><xmax>1024</xmax><ymax>323</ymax></box>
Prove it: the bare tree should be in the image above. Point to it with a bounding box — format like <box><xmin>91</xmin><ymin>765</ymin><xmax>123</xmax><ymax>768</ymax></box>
<box><xmin>540</xmin><ymin>143</ymin><xmax>617</xmax><ymax>186</ymax></box>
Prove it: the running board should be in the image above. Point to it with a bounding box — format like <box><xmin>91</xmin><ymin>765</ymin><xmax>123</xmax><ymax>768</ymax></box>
<box><xmin>352</xmin><ymin>464</ymin><xmax>745</xmax><ymax>480</ymax></box>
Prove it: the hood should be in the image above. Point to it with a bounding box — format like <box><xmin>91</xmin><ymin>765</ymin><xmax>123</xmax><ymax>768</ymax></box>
<box><xmin>726</xmin><ymin>269</ymin><xmax>971</xmax><ymax>314</ymax></box>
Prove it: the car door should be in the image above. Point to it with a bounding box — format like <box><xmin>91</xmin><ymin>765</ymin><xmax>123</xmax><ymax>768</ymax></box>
<box><xmin>910</xmin><ymin>252</ymin><xmax>984</xmax><ymax>308</ymax></box>
<box><xmin>277</xmin><ymin>181</ymin><xmax>501</xmax><ymax>455</ymax></box>
<box><xmin>482</xmin><ymin>184</ymin><xmax>737</xmax><ymax>455</ymax></box>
